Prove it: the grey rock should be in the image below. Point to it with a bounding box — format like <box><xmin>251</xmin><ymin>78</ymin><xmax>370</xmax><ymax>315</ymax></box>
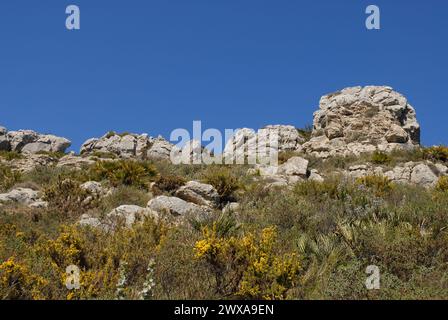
<box><xmin>410</xmin><ymin>163</ymin><xmax>439</xmax><ymax>187</ymax></box>
<box><xmin>147</xmin><ymin>195</ymin><xmax>212</xmax><ymax>219</ymax></box>
<box><xmin>175</xmin><ymin>181</ymin><xmax>220</xmax><ymax>207</ymax></box>
<box><xmin>0</xmin><ymin>188</ymin><xmax>40</xmax><ymax>205</ymax></box>
<box><xmin>277</xmin><ymin>156</ymin><xmax>309</xmax><ymax>177</ymax></box>
<box><xmin>106</xmin><ymin>205</ymin><xmax>159</xmax><ymax>228</ymax></box>
<box><xmin>7</xmin><ymin>130</ymin><xmax>71</xmax><ymax>153</ymax></box>
<box><xmin>303</xmin><ymin>86</ymin><xmax>420</xmax><ymax>158</ymax></box>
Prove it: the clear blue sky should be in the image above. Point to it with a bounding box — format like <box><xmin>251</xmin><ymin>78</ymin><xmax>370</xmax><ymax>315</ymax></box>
<box><xmin>0</xmin><ymin>0</ymin><xmax>447</xmax><ymax>151</ymax></box>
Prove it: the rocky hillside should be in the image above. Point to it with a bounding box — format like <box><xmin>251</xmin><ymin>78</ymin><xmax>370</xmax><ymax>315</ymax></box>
<box><xmin>1</xmin><ymin>86</ymin><xmax>447</xmax><ymax>300</ymax></box>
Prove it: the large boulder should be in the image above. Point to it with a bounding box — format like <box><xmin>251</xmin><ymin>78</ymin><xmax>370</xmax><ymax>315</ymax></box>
<box><xmin>175</xmin><ymin>181</ymin><xmax>220</xmax><ymax>207</ymax></box>
<box><xmin>0</xmin><ymin>188</ymin><xmax>41</xmax><ymax>206</ymax></box>
<box><xmin>303</xmin><ymin>86</ymin><xmax>420</xmax><ymax>158</ymax></box>
<box><xmin>147</xmin><ymin>195</ymin><xmax>212</xmax><ymax>220</ymax></box>
<box><xmin>277</xmin><ymin>156</ymin><xmax>309</xmax><ymax>177</ymax></box>
<box><xmin>106</xmin><ymin>205</ymin><xmax>159</xmax><ymax>228</ymax></box>
<box><xmin>80</xmin><ymin>132</ymin><xmax>174</xmax><ymax>160</ymax></box>
<box><xmin>3</xmin><ymin>129</ymin><xmax>71</xmax><ymax>154</ymax></box>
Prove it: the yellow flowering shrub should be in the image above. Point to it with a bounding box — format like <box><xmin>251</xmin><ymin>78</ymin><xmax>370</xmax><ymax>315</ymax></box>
<box><xmin>194</xmin><ymin>225</ymin><xmax>301</xmax><ymax>299</ymax></box>
<box><xmin>0</xmin><ymin>257</ymin><xmax>47</xmax><ymax>300</ymax></box>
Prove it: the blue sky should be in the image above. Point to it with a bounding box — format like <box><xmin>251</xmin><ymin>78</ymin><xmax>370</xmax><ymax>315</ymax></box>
<box><xmin>0</xmin><ymin>0</ymin><xmax>447</xmax><ymax>151</ymax></box>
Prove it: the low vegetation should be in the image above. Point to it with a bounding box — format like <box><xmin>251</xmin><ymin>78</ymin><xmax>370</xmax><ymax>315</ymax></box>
<box><xmin>1</xmin><ymin>153</ymin><xmax>448</xmax><ymax>300</ymax></box>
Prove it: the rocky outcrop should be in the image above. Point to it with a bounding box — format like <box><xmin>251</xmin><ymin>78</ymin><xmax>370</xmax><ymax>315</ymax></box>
<box><xmin>3</xmin><ymin>129</ymin><xmax>71</xmax><ymax>154</ymax></box>
<box><xmin>345</xmin><ymin>161</ymin><xmax>446</xmax><ymax>187</ymax></box>
<box><xmin>223</xmin><ymin>125</ymin><xmax>305</xmax><ymax>163</ymax></box>
<box><xmin>253</xmin><ymin>156</ymin><xmax>311</xmax><ymax>187</ymax></box>
<box><xmin>0</xmin><ymin>188</ymin><xmax>46</xmax><ymax>207</ymax></box>
<box><xmin>7</xmin><ymin>154</ymin><xmax>59</xmax><ymax>173</ymax></box>
<box><xmin>303</xmin><ymin>86</ymin><xmax>420</xmax><ymax>158</ymax></box>
<box><xmin>80</xmin><ymin>132</ymin><xmax>174</xmax><ymax>160</ymax></box>
<box><xmin>79</xmin><ymin>205</ymin><xmax>159</xmax><ymax>230</ymax></box>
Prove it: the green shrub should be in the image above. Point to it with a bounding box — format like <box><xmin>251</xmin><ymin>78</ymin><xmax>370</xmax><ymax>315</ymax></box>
<box><xmin>0</xmin><ymin>164</ymin><xmax>21</xmax><ymax>192</ymax></box>
<box><xmin>0</xmin><ymin>151</ymin><xmax>23</xmax><ymax>161</ymax></box>
<box><xmin>371</xmin><ymin>151</ymin><xmax>391</xmax><ymax>165</ymax></box>
<box><xmin>203</xmin><ymin>166</ymin><xmax>241</xmax><ymax>204</ymax></box>
<box><xmin>43</xmin><ymin>179</ymin><xmax>93</xmax><ymax>218</ymax></box>
<box><xmin>152</xmin><ymin>175</ymin><xmax>186</xmax><ymax>195</ymax></box>
<box><xmin>90</xmin><ymin>160</ymin><xmax>158</xmax><ymax>189</ymax></box>
<box><xmin>355</xmin><ymin>175</ymin><xmax>393</xmax><ymax>196</ymax></box>
<box><xmin>35</xmin><ymin>151</ymin><xmax>66</xmax><ymax>159</ymax></box>
<box><xmin>100</xmin><ymin>186</ymin><xmax>152</xmax><ymax>212</ymax></box>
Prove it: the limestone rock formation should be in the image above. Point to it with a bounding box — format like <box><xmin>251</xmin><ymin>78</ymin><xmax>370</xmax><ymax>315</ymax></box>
<box><xmin>80</xmin><ymin>132</ymin><xmax>174</xmax><ymax>160</ymax></box>
<box><xmin>303</xmin><ymin>86</ymin><xmax>420</xmax><ymax>158</ymax></box>
<box><xmin>0</xmin><ymin>126</ymin><xmax>71</xmax><ymax>154</ymax></box>
<box><xmin>223</xmin><ymin>125</ymin><xmax>305</xmax><ymax>163</ymax></box>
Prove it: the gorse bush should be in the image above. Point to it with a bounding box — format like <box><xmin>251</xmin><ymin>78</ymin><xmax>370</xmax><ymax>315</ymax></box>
<box><xmin>90</xmin><ymin>160</ymin><xmax>158</xmax><ymax>189</ymax></box>
<box><xmin>0</xmin><ymin>164</ymin><xmax>21</xmax><ymax>192</ymax></box>
<box><xmin>0</xmin><ymin>257</ymin><xmax>47</xmax><ymax>300</ymax></box>
<box><xmin>194</xmin><ymin>225</ymin><xmax>301</xmax><ymax>299</ymax></box>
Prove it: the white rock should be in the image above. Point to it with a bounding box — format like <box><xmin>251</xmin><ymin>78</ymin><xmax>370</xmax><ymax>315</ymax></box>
<box><xmin>277</xmin><ymin>156</ymin><xmax>309</xmax><ymax>177</ymax></box>
<box><xmin>0</xmin><ymin>188</ymin><xmax>40</xmax><ymax>205</ymax></box>
<box><xmin>106</xmin><ymin>205</ymin><xmax>159</xmax><ymax>228</ymax></box>
<box><xmin>410</xmin><ymin>163</ymin><xmax>438</xmax><ymax>187</ymax></box>
<box><xmin>147</xmin><ymin>195</ymin><xmax>212</xmax><ymax>218</ymax></box>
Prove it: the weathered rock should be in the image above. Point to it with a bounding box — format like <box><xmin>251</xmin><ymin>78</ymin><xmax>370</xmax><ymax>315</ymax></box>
<box><xmin>410</xmin><ymin>163</ymin><xmax>439</xmax><ymax>187</ymax></box>
<box><xmin>309</xmin><ymin>169</ymin><xmax>324</xmax><ymax>182</ymax></box>
<box><xmin>80</xmin><ymin>132</ymin><xmax>148</xmax><ymax>158</ymax></box>
<box><xmin>106</xmin><ymin>205</ymin><xmax>159</xmax><ymax>228</ymax></box>
<box><xmin>8</xmin><ymin>153</ymin><xmax>59</xmax><ymax>173</ymax></box>
<box><xmin>303</xmin><ymin>86</ymin><xmax>420</xmax><ymax>158</ymax></box>
<box><xmin>146</xmin><ymin>136</ymin><xmax>173</xmax><ymax>160</ymax></box>
<box><xmin>6</xmin><ymin>130</ymin><xmax>71</xmax><ymax>153</ymax></box>
<box><xmin>277</xmin><ymin>156</ymin><xmax>309</xmax><ymax>177</ymax></box>
<box><xmin>78</xmin><ymin>214</ymin><xmax>103</xmax><ymax>229</ymax></box>
<box><xmin>0</xmin><ymin>188</ymin><xmax>40</xmax><ymax>205</ymax></box>
<box><xmin>175</xmin><ymin>181</ymin><xmax>220</xmax><ymax>207</ymax></box>
<box><xmin>80</xmin><ymin>181</ymin><xmax>105</xmax><ymax>196</ymax></box>
<box><xmin>56</xmin><ymin>154</ymin><xmax>96</xmax><ymax>169</ymax></box>
<box><xmin>223</xmin><ymin>125</ymin><xmax>304</xmax><ymax>164</ymax></box>
<box><xmin>147</xmin><ymin>195</ymin><xmax>212</xmax><ymax>219</ymax></box>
